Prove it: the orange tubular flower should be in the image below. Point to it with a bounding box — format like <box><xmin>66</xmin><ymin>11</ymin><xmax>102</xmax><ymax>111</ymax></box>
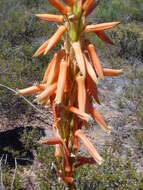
<box><xmin>63</xmin><ymin>0</ymin><xmax>75</xmax><ymax>7</ymax></box>
<box><xmin>56</xmin><ymin>170</ymin><xmax>74</xmax><ymax>184</ymax></box>
<box><xmin>55</xmin><ymin>60</ymin><xmax>68</xmax><ymax>104</ymax></box>
<box><xmin>95</xmin><ymin>31</ymin><xmax>114</xmax><ymax>45</ymax></box>
<box><xmin>83</xmin><ymin>0</ymin><xmax>94</xmax><ymax>13</ymax></box>
<box><xmin>86</xmin><ymin>74</ymin><xmax>100</xmax><ymax>104</ymax></box>
<box><xmin>33</xmin><ymin>39</ymin><xmax>49</xmax><ymax>57</ymax></box>
<box><xmin>85</xmin><ymin>1</ymin><xmax>97</xmax><ymax>16</ymax></box>
<box><xmin>36</xmin><ymin>14</ymin><xmax>64</xmax><ymax>23</ymax></box>
<box><xmin>42</xmin><ymin>50</ymin><xmax>65</xmax><ymax>84</ymax></box>
<box><xmin>89</xmin><ymin>106</ymin><xmax>110</xmax><ymax>134</ymax></box>
<box><xmin>75</xmin><ymin>156</ymin><xmax>95</xmax><ymax>167</ymax></box>
<box><xmin>72</xmin><ymin>41</ymin><xmax>86</xmax><ymax>77</ymax></box>
<box><xmin>87</xmin><ymin>43</ymin><xmax>104</xmax><ymax>80</ymax></box>
<box><xmin>48</xmin><ymin>0</ymin><xmax>68</xmax><ymax>15</ymax></box>
<box><xmin>66</xmin><ymin>106</ymin><xmax>92</xmax><ymax>122</ymax></box>
<box><xmin>103</xmin><ymin>68</ymin><xmax>123</xmax><ymax>76</ymax></box>
<box><xmin>85</xmin><ymin>22</ymin><xmax>120</xmax><ymax>33</ymax></box>
<box><xmin>37</xmin><ymin>82</ymin><xmax>57</xmax><ymax>103</ymax></box>
<box><xmin>84</xmin><ymin>54</ymin><xmax>98</xmax><ymax>84</ymax></box>
<box><xmin>42</xmin><ymin>53</ymin><xmax>57</xmax><ymax>83</ymax></box>
<box><xmin>18</xmin><ymin>84</ymin><xmax>46</xmax><ymax>96</ymax></box>
<box><xmin>44</xmin><ymin>25</ymin><xmax>67</xmax><ymax>55</ymax></box>
<box><xmin>75</xmin><ymin>129</ymin><xmax>103</xmax><ymax>165</ymax></box>
<box><xmin>76</xmin><ymin>76</ymin><xmax>86</xmax><ymax>112</ymax></box>
<box><xmin>47</xmin><ymin>51</ymin><xmax>65</xmax><ymax>86</ymax></box>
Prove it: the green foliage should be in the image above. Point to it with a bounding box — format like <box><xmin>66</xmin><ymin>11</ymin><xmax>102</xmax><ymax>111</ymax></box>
<box><xmin>21</xmin><ymin>127</ymin><xmax>40</xmax><ymax>150</ymax></box>
<box><xmin>75</xmin><ymin>150</ymin><xmax>143</xmax><ymax>190</ymax></box>
<box><xmin>2</xmin><ymin>165</ymin><xmax>23</xmax><ymax>190</ymax></box>
<box><xmin>94</xmin><ymin>0</ymin><xmax>143</xmax><ymax>22</ymax></box>
<box><xmin>133</xmin><ymin>129</ymin><xmax>143</xmax><ymax>149</ymax></box>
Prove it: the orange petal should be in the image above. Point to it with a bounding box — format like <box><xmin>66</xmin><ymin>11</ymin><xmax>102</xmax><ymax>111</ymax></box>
<box><xmin>41</xmin><ymin>137</ymin><xmax>61</xmax><ymax>145</ymax></box>
<box><xmin>48</xmin><ymin>0</ymin><xmax>68</xmax><ymax>15</ymax></box>
<box><xmin>33</xmin><ymin>39</ymin><xmax>49</xmax><ymax>57</ymax></box>
<box><xmin>83</xmin><ymin>0</ymin><xmax>93</xmax><ymax>13</ymax></box>
<box><xmin>55</xmin><ymin>144</ymin><xmax>62</xmax><ymax>157</ymax></box>
<box><xmin>47</xmin><ymin>50</ymin><xmax>66</xmax><ymax>85</ymax></box>
<box><xmin>73</xmin><ymin>117</ymin><xmax>79</xmax><ymax>150</ymax></box>
<box><xmin>18</xmin><ymin>84</ymin><xmax>46</xmax><ymax>96</ymax></box>
<box><xmin>42</xmin><ymin>54</ymin><xmax>57</xmax><ymax>83</ymax></box>
<box><xmin>72</xmin><ymin>41</ymin><xmax>86</xmax><ymax>77</ymax></box>
<box><xmin>95</xmin><ymin>31</ymin><xmax>114</xmax><ymax>45</ymax></box>
<box><xmin>36</xmin><ymin>14</ymin><xmax>64</xmax><ymax>23</ymax></box>
<box><xmin>37</xmin><ymin>82</ymin><xmax>57</xmax><ymax>103</ymax></box>
<box><xmin>76</xmin><ymin>76</ymin><xmax>86</xmax><ymax>112</ymax></box>
<box><xmin>85</xmin><ymin>1</ymin><xmax>97</xmax><ymax>16</ymax></box>
<box><xmin>63</xmin><ymin>0</ymin><xmax>75</xmax><ymax>7</ymax></box>
<box><xmin>84</xmin><ymin>54</ymin><xmax>98</xmax><ymax>84</ymax></box>
<box><xmin>85</xmin><ymin>22</ymin><xmax>120</xmax><ymax>33</ymax></box>
<box><xmin>55</xmin><ymin>60</ymin><xmax>68</xmax><ymax>104</ymax></box>
<box><xmin>75</xmin><ymin>129</ymin><xmax>103</xmax><ymax>165</ymax></box>
<box><xmin>66</xmin><ymin>106</ymin><xmax>92</xmax><ymax>122</ymax></box>
<box><xmin>64</xmin><ymin>57</ymin><xmax>70</xmax><ymax>93</ymax></box>
<box><xmin>86</xmin><ymin>74</ymin><xmax>100</xmax><ymax>104</ymax></box>
<box><xmin>89</xmin><ymin>106</ymin><xmax>110</xmax><ymax>134</ymax></box>
<box><xmin>44</xmin><ymin>25</ymin><xmax>67</xmax><ymax>55</ymax></box>
<box><xmin>75</xmin><ymin>156</ymin><xmax>95</xmax><ymax>167</ymax></box>
<box><xmin>87</xmin><ymin>43</ymin><xmax>104</xmax><ymax>80</ymax></box>
<box><xmin>103</xmin><ymin>68</ymin><xmax>123</xmax><ymax>76</ymax></box>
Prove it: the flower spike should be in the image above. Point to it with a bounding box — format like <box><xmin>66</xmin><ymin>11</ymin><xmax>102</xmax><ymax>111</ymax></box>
<box><xmin>18</xmin><ymin>0</ymin><xmax>122</xmax><ymax>187</ymax></box>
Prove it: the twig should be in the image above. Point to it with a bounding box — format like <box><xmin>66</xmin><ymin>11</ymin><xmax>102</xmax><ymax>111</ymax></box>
<box><xmin>0</xmin><ymin>155</ymin><xmax>4</xmax><ymax>190</ymax></box>
<box><xmin>4</xmin><ymin>154</ymin><xmax>7</xmax><ymax>166</ymax></box>
<box><xmin>11</xmin><ymin>158</ymin><xmax>17</xmax><ymax>190</ymax></box>
<box><xmin>0</xmin><ymin>83</ymin><xmax>50</xmax><ymax>116</ymax></box>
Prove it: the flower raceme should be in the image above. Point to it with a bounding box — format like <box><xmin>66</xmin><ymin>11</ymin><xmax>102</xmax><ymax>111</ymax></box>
<box><xmin>18</xmin><ymin>0</ymin><xmax>123</xmax><ymax>187</ymax></box>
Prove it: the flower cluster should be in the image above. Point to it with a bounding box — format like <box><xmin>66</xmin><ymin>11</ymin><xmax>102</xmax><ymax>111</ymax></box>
<box><xmin>18</xmin><ymin>0</ymin><xmax>123</xmax><ymax>187</ymax></box>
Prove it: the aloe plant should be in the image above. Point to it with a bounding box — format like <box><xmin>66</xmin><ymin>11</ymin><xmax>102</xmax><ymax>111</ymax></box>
<box><xmin>18</xmin><ymin>0</ymin><xmax>123</xmax><ymax>189</ymax></box>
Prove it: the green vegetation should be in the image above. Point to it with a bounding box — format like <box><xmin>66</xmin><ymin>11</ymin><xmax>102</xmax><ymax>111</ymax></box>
<box><xmin>94</xmin><ymin>0</ymin><xmax>143</xmax><ymax>22</ymax></box>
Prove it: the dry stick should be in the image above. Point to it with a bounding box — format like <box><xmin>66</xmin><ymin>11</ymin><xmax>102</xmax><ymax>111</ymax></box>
<box><xmin>4</xmin><ymin>154</ymin><xmax>7</xmax><ymax>165</ymax></box>
<box><xmin>0</xmin><ymin>155</ymin><xmax>4</xmax><ymax>190</ymax></box>
<box><xmin>0</xmin><ymin>83</ymin><xmax>50</xmax><ymax>116</ymax></box>
<box><xmin>11</xmin><ymin>158</ymin><xmax>17</xmax><ymax>190</ymax></box>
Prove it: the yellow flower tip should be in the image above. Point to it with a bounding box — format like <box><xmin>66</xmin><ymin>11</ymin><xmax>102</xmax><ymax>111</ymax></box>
<box><xmin>16</xmin><ymin>89</ymin><xmax>21</xmax><ymax>95</ymax></box>
<box><xmin>98</xmin><ymin>158</ymin><xmax>104</xmax><ymax>165</ymax></box>
<box><xmin>35</xmin><ymin>14</ymin><xmax>40</xmax><ymax>17</ymax></box>
<box><xmin>38</xmin><ymin>138</ymin><xmax>46</xmax><ymax>144</ymax></box>
<box><xmin>100</xmin><ymin>75</ymin><xmax>104</xmax><ymax>80</ymax></box>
